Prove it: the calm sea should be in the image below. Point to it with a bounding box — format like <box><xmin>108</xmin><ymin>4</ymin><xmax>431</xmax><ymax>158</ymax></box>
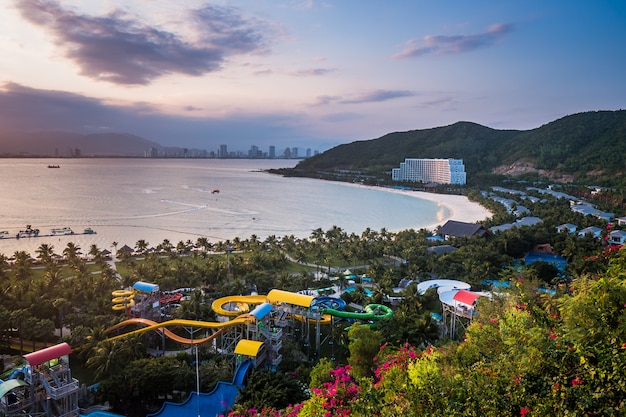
<box><xmin>0</xmin><ymin>158</ymin><xmax>451</xmax><ymax>256</ymax></box>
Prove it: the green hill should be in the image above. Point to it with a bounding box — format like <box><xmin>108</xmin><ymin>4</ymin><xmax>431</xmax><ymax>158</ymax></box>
<box><xmin>290</xmin><ymin>110</ymin><xmax>626</xmax><ymax>186</ymax></box>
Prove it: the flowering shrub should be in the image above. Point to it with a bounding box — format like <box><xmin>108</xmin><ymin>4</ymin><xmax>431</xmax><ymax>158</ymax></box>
<box><xmin>298</xmin><ymin>366</ymin><xmax>360</xmax><ymax>417</ymax></box>
<box><xmin>225</xmin><ymin>404</ymin><xmax>301</xmax><ymax>417</ymax></box>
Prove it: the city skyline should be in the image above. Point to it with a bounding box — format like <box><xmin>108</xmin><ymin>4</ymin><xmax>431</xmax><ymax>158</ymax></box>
<box><xmin>0</xmin><ymin>1</ymin><xmax>625</xmax><ymax>153</ymax></box>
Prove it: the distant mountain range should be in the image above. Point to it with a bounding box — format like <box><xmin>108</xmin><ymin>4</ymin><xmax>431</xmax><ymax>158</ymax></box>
<box><xmin>289</xmin><ymin>110</ymin><xmax>626</xmax><ymax>187</ymax></box>
<box><xmin>0</xmin><ymin>131</ymin><xmax>202</xmax><ymax>157</ymax></box>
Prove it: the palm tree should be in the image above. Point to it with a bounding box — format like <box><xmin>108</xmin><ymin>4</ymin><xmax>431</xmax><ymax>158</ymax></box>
<box><xmin>176</xmin><ymin>240</ymin><xmax>190</xmax><ymax>255</ymax></box>
<box><xmin>158</xmin><ymin>239</ymin><xmax>173</xmax><ymax>254</ymax></box>
<box><xmin>86</xmin><ymin>339</ymin><xmax>131</xmax><ymax>380</ymax></box>
<box><xmin>310</xmin><ymin>228</ymin><xmax>325</xmax><ymax>244</ymax></box>
<box><xmin>88</xmin><ymin>243</ymin><xmax>102</xmax><ymax>261</ymax></box>
<box><xmin>76</xmin><ymin>325</ymin><xmax>107</xmax><ymax>359</ymax></box>
<box><xmin>43</xmin><ymin>264</ymin><xmax>63</xmax><ymax>288</ymax></box>
<box><xmin>264</xmin><ymin>234</ymin><xmax>278</xmax><ymax>249</ymax></box>
<box><xmin>10</xmin><ymin>309</ymin><xmax>30</xmax><ymax>354</ymax></box>
<box><xmin>52</xmin><ymin>297</ymin><xmax>71</xmax><ymax>338</ymax></box>
<box><xmin>12</xmin><ymin>251</ymin><xmax>33</xmax><ymax>286</ymax></box>
<box><xmin>196</xmin><ymin>237</ymin><xmax>211</xmax><ymax>252</ymax></box>
<box><xmin>63</xmin><ymin>242</ymin><xmax>81</xmax><ymax>262</ymax></box>
<box><xmin>36</xmin><ymin>243</ymin><xmax>55</xmax><ymax>265</ymax></box>
<box><xmin>135</xmin><ymin>239</ymin><xmax>149</xmax><ymax>255</ymax></box>
<box><xmin>0</xmin><ymin>254</ymin><xmax>9</xmax><ymax>281</ymax></box>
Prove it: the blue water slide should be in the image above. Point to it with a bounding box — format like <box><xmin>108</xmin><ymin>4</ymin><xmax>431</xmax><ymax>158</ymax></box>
<box><xmin>9</xmin><ymin>368</ymin><xmax>25</xmax><ymax>380</ymax></box>
<box><xmin>311</xmin><ymin>296</ymin><xmax>346</xmax><ymax>311</ymax></box>
<box><xmin>146</xmin><ymin>360</ymin><xmax>254</xmax><ymax>417</ymax></box>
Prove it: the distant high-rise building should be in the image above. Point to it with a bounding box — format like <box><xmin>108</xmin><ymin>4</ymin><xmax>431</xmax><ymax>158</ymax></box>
<box><xmin>292</xmin><ymin>147</ymin><xmax>298</xmax><ymax>158</ymax></box>
<box><xmin>219</xmin><ymin>144</ymin><xmax>228</xmax><ymax>158</ymax></box>
<box><xmin>269</xmin><ymin>146</ymin><xmax>276</xmax><ymax>158</ymax></box>
<box><xmin>283</xmin><ymin>147</ymin><xmax>292</xmax><ymax>158</ymax></box>
<box><xmin>306</xmin><ymin>148</ymin><xmax>312</xmax><ymax>158</ymax></box>
<box><xmin>392</xmin><ymin>158</ymin><xmax>466</xmax><ymax>185</ymax></box>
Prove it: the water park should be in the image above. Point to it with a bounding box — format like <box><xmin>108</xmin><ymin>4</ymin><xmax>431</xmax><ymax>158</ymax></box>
<box><xmin>0</xmin><ymin>280</ymin><xmax>396</xmax><ymax>417</ymax></box>
<box><xmin>0</xmin><ymin>245</ymin><xmax>573</xmax><ymax>417</ymax></box>
<box><xmin>0</xmin><ymin>275</ymin><xmax>496</xmax><ymax>417</ymax></box>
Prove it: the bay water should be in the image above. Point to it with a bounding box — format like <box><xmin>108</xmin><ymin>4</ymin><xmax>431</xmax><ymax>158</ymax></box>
<box><xmin>0</xmin><ymin>158</ymin><xmax>453</xmax><ymax>257</ymax></box>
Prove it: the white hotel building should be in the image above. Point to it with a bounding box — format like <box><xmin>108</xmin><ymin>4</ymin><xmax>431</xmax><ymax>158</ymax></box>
<box><xmin>392</xmin><ymin>158</ymin><xmax>467</xmax><ymax>185</ymax></box>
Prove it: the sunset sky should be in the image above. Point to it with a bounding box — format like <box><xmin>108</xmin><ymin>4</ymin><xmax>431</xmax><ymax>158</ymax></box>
<box><xmin>1</xmin><ymin>0</ymin><xmax>625</xmax><ymax>153</ymax></box>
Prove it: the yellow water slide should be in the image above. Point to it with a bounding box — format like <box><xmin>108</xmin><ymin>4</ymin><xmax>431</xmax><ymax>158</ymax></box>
<box><xmin>211</xmin><ymin>295</ymin><xmax>268</xmax><ymax>317</ymax></box>
<box><xmin>104</xmin><ymin>316</ymin><xmax>252</xmax><ymax>345</ymax></box>
<box><xmin>111</xmin><ymin>289</ymin><xmax>135</xmax><ymax>311</ymax></box>
<box><xmin>106</xmin><ymin>289</ymin><xmax>321</xmax><ymax>344</ymax></box>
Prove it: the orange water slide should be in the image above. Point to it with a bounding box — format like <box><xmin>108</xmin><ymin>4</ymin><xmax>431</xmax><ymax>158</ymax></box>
<box><xmin>105</xmin><ymin>316</ymin><xmax>251</xmax><ymax>345</ymax></box>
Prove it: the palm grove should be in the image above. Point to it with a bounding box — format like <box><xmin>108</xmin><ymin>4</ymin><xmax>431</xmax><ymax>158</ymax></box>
<box><xmin>0</xmin><ymin>183</ymin><xmax>625</xmax><ymax>416</ymax></box>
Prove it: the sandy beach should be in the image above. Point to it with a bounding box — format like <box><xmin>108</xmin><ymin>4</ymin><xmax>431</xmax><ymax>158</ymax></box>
<box><xmin>376</xmin><ymin>187</ymin><xmax>492</xmax><ymax>229</ymax></box>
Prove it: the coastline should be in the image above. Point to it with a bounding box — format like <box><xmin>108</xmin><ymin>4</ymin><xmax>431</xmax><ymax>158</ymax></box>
<box><xmin>343</xmin><ymin>183</ymin><xmax>493</xmax><ymax>230</ymax></box>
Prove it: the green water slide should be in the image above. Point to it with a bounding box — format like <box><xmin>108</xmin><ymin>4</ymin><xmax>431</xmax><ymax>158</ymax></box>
<box><xmin>321</xmin><ymin>304</ymin><xmax>393</xmax><ymax>321</ymax></box>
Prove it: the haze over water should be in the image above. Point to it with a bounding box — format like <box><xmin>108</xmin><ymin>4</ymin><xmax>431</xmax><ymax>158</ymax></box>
<box><xmin>0</xmin><ymin>158</ymin><xmax>468</xmax><ymax>257</ymax></box>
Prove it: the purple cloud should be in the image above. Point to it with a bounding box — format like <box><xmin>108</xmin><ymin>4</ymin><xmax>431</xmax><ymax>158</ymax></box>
<box><xmin>394</xmin><ymin>23</ymin><xmax>513</xmax><ymax>59</ymax></box>
<box><xmin>291</xmin><ymin>68</ymin><xmax>335</xmax><ymax>76</ymax></box>
<box><xmin>340</xmin><ymin>89</ymin><xmax>416</xmax><ymax>104</ymax></box>
<box><xmin>15</xmin><ymin>0</ymin><xmax>272</xmax><ymax>85</ymax></box>
<box><xmin>312</xmin><ymin>90</ymin><xmax>415</xmax><ymax>106</ymax></box>
<box><xmin>312</xmin><ymin>95</ymin><xmax>341</xmax><ymax>106</ymax></box>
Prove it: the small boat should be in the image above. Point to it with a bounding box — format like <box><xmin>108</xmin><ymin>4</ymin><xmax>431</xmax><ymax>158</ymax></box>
<box><xmin>48</xmin><ymin>165</ymin><xmax>60</xmax><ymax>168</ymax></box>
<box><xmin>83</xmin><ymin>227</ymin><xmax>96</xmax><ymax>234</ymax></box>
<box><xmin>18</xmin><ymin>225</ymin><xmax>40</xmax><ymax>238</ymax></box>
<box><xmin>0</xmin><ymin>231</ymin><xmax>9</xmax><ymax>239</ymax></box>
<box><xmin>51</xmin><ymin>227</ymin><xmax>74</xmax><ymax>235</ymax></box>
<box><xmin>211</xmin><ymin>189</ymin><xmax>220</xmax><ymax>194</ymax></box>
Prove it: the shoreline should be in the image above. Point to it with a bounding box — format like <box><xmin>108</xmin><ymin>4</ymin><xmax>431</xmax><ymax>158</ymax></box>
<box><xmin>342</xmin><ymin>182</ymin><xmax>493</xmax><ymax>230</ymax></box>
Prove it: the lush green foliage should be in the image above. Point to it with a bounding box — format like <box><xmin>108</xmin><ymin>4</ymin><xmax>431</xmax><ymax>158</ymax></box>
<box><xmin>230</xmin><ymin>369</ymin><xmax>309</xmax><ymax>412</ymax></box>
<box><xmin>230</xmin><ymin>247</ymin><xmax>626</xmax><ymax>416</ymax></box>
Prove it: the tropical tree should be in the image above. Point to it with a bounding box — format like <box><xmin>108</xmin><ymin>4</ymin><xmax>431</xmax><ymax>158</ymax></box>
<box><xmin>88</xmin><ymin>243</ymin><xmax>103</xmax><ymax>262</ymax></box>
<box><xmin>52</xmin><ymin>297</ymin><xmax>71</xmax><ymax>338</ymax></box>
<box><xmin>86</xmin><ymin>335</ymin><xmax>146</xmax><ymax>380</ymax></box>
<box><xmin>232</xmin><ymin>369</ymin><xmax>309</xmax><ymax>412</ymax></box>
<box><xmin>12</xmin><ymin>250</ymin><xmax>33</xmax><ymax>282</ymax></box>
<box><xmin>63</xmin><ymin>242</ymin><xmax>81</xmax><ymax>264</ymax></box>
<box><xmin>36</xmin><ymin>243</ymin><xmax>55</xmax><ymax>265</ymax></box>
<box><xmin>196</xmin><ymin>237</ymin><xmax>211</xmax><ymax>252</ymax></box>
<box><xmin>347</xmin><ymin>326</ymin><xmax>384</xmax><ymax>378</ymax></box>
<box><xmin>135</xmin><ymin>239</ymin><xmax>149</xmax><ymax>254</ymax></box>
<box><xmin>9</xmin><ymin>309</ymin><xmax>30</xmax><ymax>354</ymax></box>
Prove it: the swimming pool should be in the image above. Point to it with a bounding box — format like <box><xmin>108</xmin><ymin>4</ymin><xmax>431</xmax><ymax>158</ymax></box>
<box><xmin>344</xmin><ymin>286</ymin><xmax>373</xmax><ymax>296</ymax></box>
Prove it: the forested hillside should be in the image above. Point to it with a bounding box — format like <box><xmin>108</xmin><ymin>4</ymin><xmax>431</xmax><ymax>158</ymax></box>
<box><xmin>291</xmin><ymin>110</ymin><xmax>626</xmax><ymax>187</ymax></box>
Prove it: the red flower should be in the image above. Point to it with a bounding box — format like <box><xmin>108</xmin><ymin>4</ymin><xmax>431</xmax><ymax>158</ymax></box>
<box><xmin>572</xmin><ymin>377</ymin><xmax>583</xmax><ymax>386</ymax></box>
<box><xmin>520</xmin><ymin>407</ymin><xmax>531</xmax><ymax>416</ymax></box>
